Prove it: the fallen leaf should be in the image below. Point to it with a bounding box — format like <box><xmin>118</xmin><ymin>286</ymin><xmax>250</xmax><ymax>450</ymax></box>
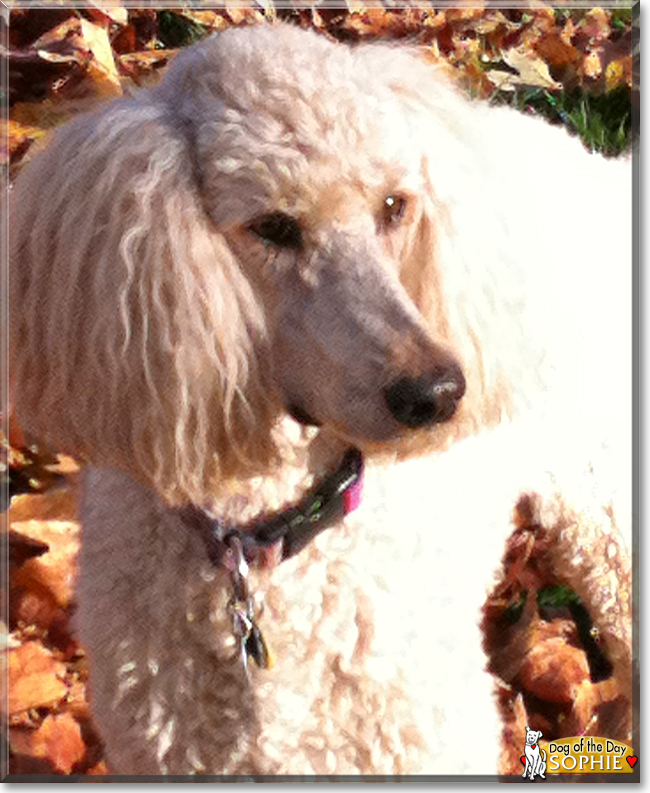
<box><xmin>79</xmin><ymin>17</ymin><xmax>122</xmax><ymax>97</ymax></box>
<box><xmin>7</xmin><ymin>529</ymin><xmax>49</xmax><ymax>568</ymax></box>
<box><xmin>64</xmin><ymin>676</ymin><xmax>91</xmax><ymax>722</ymax></box>
<box><xmin>0</xmin><ymin>119</ymin><xmax>45</xmax><ymax>165</ymax></box>
<box><xmin>85</xmin><ymin>3</ymin><xmax>128</xmax><ymax>28</ymax></box>
<box><xmin>109</xmin><ymin>24</ymin><xmax>136</xmax><ymax>55</ymax></box>
<box><xmin>582</xmin><ymin>7</ymin><xmax>611</xmax><ymax>42</ymax></box>
<box><xmin>10</xmin><ymin>519</ymin><xmax>80</xmax><ymax>608</ymax></box>
<box><xmin>535</xmin><ymin>31</ymin><xmax>580</xmax><ymax>68</ymax></box>
<box><xmin>605</xmin><ymin>57</ymin><xmax>627</xmax><ymax>91</ymax></box>
<box><xmin>9</xmin><ymin>477</ymin><xmax>80</xmax><ymax>523</ymax></box>
<box><xmin>178</xmin><ymin>10</ymin><xmax>230</xmax><ymax>30</ymax></box>
<box><xmin>488</xmin><ymin>47</ymin><xmax>562</xmax><ymax>91</ymax></box>
<box><xmin>118</xmin><ymin>49</ymin><xmax>177</xmax><ymax>82</ymax></box>
<box><xmin>10</xmin><ymin>100</ymin><xmax>72</xmax><ymax>132</ymax></box>
<box><xmin>224</xmin><ymin>8</ymin><xmax>265</xmax><ymax>26</ymax></box>
<box><xmin>5</xmin><ymin>641</ymin><xmax>67</xmax><ymax>715</ymax></box>
<box><xmin>32</xmin><ymin>16</ymin><xmax>82</xmax><ymax>56</ymax></box>
<box><xmin>518</xmin><ymin>636</ymin><xmax>590</xmax><ymax>703</ymax></box>
<box><xmin>582</xmin><ymin>50</ymin><xmax>603</xmax><ymax>80</ymax></box>
<box><xmin>9</xmin><ymin>712</ymin><xmax>85</xmax><ymax>774</ymax></box>
<box><xmin>445</xmin><ymin>8</ymin><xmax>485</xmax><ymax>24</ymax></box>
<box><xmin>530</xmin><ymin>6</ymin><xmax>557</xmax><ymax>34</ymax></box>
<box><xmin>10</xmin><ymin>584</ymin><xmax>73</xmax><ymax>650</ymax></box>
<box><xmin>87</xmin><ymin>759</ymin><xmax>109</xmax><ymax>775</ymax></box>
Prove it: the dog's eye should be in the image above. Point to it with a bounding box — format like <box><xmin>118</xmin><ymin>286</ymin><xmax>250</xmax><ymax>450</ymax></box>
<box><xmin>382</xmin><ymin>195</ymin><xmax>407</xmax><ymax>227</ymax></box>
<box><xmin>248</xmin><ymin>213</ymin><xmax>303</xmax><ymax>249</ymax></box>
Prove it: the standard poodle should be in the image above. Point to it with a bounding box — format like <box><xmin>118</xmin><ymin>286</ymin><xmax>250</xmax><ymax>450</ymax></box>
<box><xmin>9</xmin><ymin>23</ymin><xmax>633</xmax><ymax>776</ymax></box>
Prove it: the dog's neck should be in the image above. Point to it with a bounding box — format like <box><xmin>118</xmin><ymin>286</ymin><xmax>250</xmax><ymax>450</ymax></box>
<box><xmin>176</xmin><ymin>447</ymin><xmax>364</xmax><ymax>675</ymax></box>
<box><xmin>179</xmin><ymin>447</ymin><xmax>364</xmax><ymax>569</ymax></box>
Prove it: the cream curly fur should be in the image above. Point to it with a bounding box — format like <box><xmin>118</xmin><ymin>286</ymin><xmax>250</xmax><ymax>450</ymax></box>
<box><xmin>9</xmin><ymin>24</ymin><xmax>632</xmax><ymax>776</ymax></box>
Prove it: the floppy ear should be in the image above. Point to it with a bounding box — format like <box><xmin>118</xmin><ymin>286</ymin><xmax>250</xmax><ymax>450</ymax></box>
<box><xmin>9</xmin><ymin>99</ymin><xmax>280</xmax><ymax>505</ymax></box>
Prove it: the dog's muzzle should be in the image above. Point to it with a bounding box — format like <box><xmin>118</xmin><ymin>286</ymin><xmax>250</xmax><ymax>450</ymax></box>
<box><xmin>384</xmin><ymin>365</ymin><xmax>466</xmax><ymax>428</ymax></box>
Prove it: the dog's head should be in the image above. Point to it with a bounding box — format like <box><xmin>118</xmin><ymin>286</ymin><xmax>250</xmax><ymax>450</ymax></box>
<box><xmin>159</xmin><ymin>25</ymin><xmax>471</xmax><ymax>442</ymax></box>
<box><xmin>10</xmin><ymin>24</ymin><xmax>491</xmax><ymax>504</ymax></box>
<box><xmin>525</xmin><ymin>727</ymin><xmax>543</xmax><ymax>746</ymax></box>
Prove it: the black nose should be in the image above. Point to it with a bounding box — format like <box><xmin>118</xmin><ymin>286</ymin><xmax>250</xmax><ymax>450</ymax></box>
<box><xmin>384</xmin><ymin>366</ymin><xmax>465</xmax><ymax>428</ymax></box>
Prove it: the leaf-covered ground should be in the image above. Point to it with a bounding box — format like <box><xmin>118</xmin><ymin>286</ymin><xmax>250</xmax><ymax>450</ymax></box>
<box><xmin>3</xmin><ymin>3</ymin><xmax>636</xmax><ymax>778</ymax></box>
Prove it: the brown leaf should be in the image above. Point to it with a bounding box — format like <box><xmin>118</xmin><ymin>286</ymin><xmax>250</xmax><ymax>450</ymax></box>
<box><xmin>118</xmin><ymin>49</ymin><xmax>177</xmax><ymax>84</ymax></box>
<box><xmin>582</xmin><ymin>7</ymin><xmax>611</xmax><ymax>42</ymax></box>
<box><xmin>84</xmin><ymin>3</ymin><xmax>128</xmax><ymax>28</ymax></box>
<box><xmin>10</xmin><ymin>583</ymin><xmax>74</xmax><ymax>651</ymax></box>
<box><xmin>78</xmin><ymin>17</ymin><xmax>121</xmax><ymax>97</ymax></box>
<box><xmin>32</xmin><ymin>17</ymin><xmax>83</xmax><ymax>57</ymax></box>
<box><xmin>0</xmin><ymin>119</ymin><xmax>45</xmax><ymax>166</ymax></box>
<box><xmin>535</xmin><ymin>31</ymin><xmax>580</xmax><ymax>68</ymax></box>
<box><xmin>110</xmin><ymin>24</ymin><xmax>136</xmax><ymax>55</ymax></box>
<box><xmin>178</xmin><ymin>10</ymin><xmax>231</xmax><ymax>30</ymax></box>
<box><xmin>87</xmin><ymin>759</ymin><xmax>109</xmax><ymax>775</ymax></box>
<box><xmin>530</xmin><ymin>7</ymin><xmax>557</xmax><ymax>34</ymax></box>
<box><xmin>5</xmin><ymin>641</ymin><xmax>67</xmax><ymax>714</ymax></box>
<box><xmin>9</xmin><ymin>476</ymin><xmax>79</xmax><ymax>523</ymax></box>
<box><xmin>9</xmin><ymin>713</ymin><xmax>86</xmax><ymax>774</ymax></box>
<box><xmin>518</xmin><ymin>636</ymin><xmax>590</xmax><ymax>703</ymax></box>
<box><xmin>343</xmin><ymin>10</ymin><xmax>405</xmax><ymax>39</ymax></box>
<box><xmin>10</xmin><ymin>519</ymin><xmax>80</xmax><ymax>609</ymax></box>
<box><xmin>10</xmin><ymin>101</ymin><xmax>72</xmax><ymax>133</ymax></box>
<box><xmin>224</xmin><ymin>8</ymin><xmax>265</xmax><ymax>26</ymax></box>
<box><xmin>8</xmin><ymin>529</ymin><xmax>49</xmax><ymax>568</ymax></box>
<box><xmin>444</xmin><ymin>7</ymin><xmax>485</xmax><ymax>24</ymax></box>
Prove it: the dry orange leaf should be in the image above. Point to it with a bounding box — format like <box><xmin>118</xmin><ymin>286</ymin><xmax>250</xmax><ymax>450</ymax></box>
<box><xmin>87</xmin><ymin>759</ymin><xmax>110</xmax><ymax>775</ymax></box>
<box><xmin>535</xmin><ymin>31</ymin><xmax>580</xmax><ymax>68</ymax></box>
<box><xmin>10</xmin><ymin>100</ymin><xmax>72</xmax><ymax>132</ymax></box>
<box><xmin>518</xmin><ymin>637</ymin><xmax>590</xmax><ymax>703</ymax></box>
<box><xmin>9</xmin><ymin>479</ymin><xmax>79</xmax><ymax>524</ymax></box>
<box><xmin>0</xmin><ymin>119</ymin><xmax>45</xmax><ymax>166</ymax></box>
<box><xmin>5</xmin><ymin>641</ymin><xmax>67</xmax><ymax>715</ymax></box>
<box><xmin>178</xmin><ymin>10</ymin><xmax>231</xmax><ymax>30</ymax></box>
<box><xmin>445</xmin><ymin>8</ymin><xmax>485</xmax><ymax>24</ymax></box>
<box><xmin>118</xmin><ymin>48</ymin><xmax>177</xmax><ymax>79</ymax></box>
<box><xmin>9</xmin><ymin>712</ymin><xmax>86</xmax><ymax>774</ymax></box>
<box><xmin>422</xmin><ymin>11</ymin><xmax>447</xmax><ymax>32</ymax></box>
<box><xmin>583</xmin><ymin>50</ymin><xmax>603</xmax><ymax>80</ymax></box>
<box><xmin>11</xmin><ymin>519</ymin><xmax>80</xmax><ymax>609</ymax></box>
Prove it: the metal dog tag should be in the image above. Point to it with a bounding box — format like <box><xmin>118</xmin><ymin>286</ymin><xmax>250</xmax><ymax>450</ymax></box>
<box><xmin>225</xmin><ymin>535</ymin><xmax>273</xmax><ymax>677</ymax></box>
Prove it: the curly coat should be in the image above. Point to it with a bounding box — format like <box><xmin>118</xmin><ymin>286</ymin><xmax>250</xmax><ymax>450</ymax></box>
<box><xmin>9</xmin><ymin>23</ymin><xmax>632</xmax><ymax>775</ymax></box>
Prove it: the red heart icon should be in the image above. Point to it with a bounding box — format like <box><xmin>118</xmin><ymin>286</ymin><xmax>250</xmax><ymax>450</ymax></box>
<box><xmin>627</xmin><ymin>756</ymin><xmax>638</xmax><ymax>768</ymax></box>
<box><xmin>520</xmin><ymin>756</ymin><xmax>526</xmax><ymax>765</ymax></box>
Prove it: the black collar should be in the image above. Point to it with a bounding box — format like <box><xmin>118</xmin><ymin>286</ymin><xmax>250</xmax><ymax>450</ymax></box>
<box><xmin>180</xmin><ymin>448</ymin><xmax>364</xmax><ymax>569</ymax></box>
